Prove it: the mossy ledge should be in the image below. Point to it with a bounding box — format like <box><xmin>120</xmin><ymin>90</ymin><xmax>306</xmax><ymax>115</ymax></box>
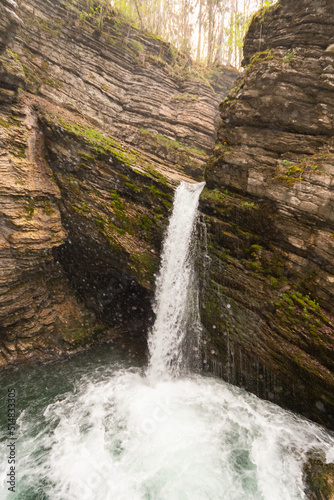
<box><xmin>199</xmin><ymin>184</ymin><xmax>334</xmax><ymax>430</ymax></box>
<box><xmin>203</xmin><ymin>0</ymin><xmax>334</xmax><ymax>431</ymax></box>
<box><xmin>0</xmin><ymin>0</ymin><xmax>238</xmax><ymax>367</ymax></box>
<box><xmin>36</xmin><ymin>105</ymin><xmax>179</xmax><ymax>337</ymax></box>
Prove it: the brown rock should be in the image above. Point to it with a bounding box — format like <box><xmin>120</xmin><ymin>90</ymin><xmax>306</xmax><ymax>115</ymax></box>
<box><xmin>204</xmin><ymin>0</ymin><xmax>334</xmax><ymax>429</ymax></box>
<box><xmin>0</xmin><ymin>0</ymin><xmax>237</xmax><ymax>365</ymax></box>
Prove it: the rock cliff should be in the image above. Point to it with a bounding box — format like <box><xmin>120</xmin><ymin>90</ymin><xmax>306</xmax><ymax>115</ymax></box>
<box><xmin>0</xmin><ymin>0</ymin><xmax>236</xmax><ymax>365</ymax></box>
<box><xmin>1</xmin><ymin>0</ymin><xmax>333</xmax><ymax>494</ymax></box>
<box><xmin>203</xmin><ymin>0</ymin><xmax>334</xmax><ymax>429</ymax></box>
<box><xmin>11</xmin><ymin>0</ymin><xmax>237</xmax><ymax>178</ymax></box>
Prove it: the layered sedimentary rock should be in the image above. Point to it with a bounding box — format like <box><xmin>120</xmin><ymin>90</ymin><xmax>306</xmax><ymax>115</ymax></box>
<box><xmin>0</xmin><ymin>0</ymin><xmax>236</xmax><ymax>365</ymax></box>
<box><xmin>0</xmin><ymin>0</ymin><xmax>22</xmax><ymax>54</ymax></box>
<box><xmin>203</xmin><ymin>0</ymin><xmax>334</xmax><ymax>428</ymax></box>
<box><xmin>10</xmin><ymin>0</ymin><xmax>237</xmax><ymax>178</ymax></box>
<box><xmin>0</xmin><ymin>36</ymin><xmax>108</xmax><ymax>363</ymax></box>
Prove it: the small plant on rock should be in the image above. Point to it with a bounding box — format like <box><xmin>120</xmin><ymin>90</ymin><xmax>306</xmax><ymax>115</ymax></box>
<box><xmin>282</xmin><ymin>49</ymin><xmax>295</xmax><ymax>63</ymax></box>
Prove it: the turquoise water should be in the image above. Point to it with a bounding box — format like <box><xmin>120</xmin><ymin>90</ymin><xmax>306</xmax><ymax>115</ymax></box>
<box><xmin>1</xmin><ymin>182</ymin><xmax>333</xmax><ymax>499</ymax></box>
<box><xmin>0</xmin><ymin>345</ymin><xmax>333</xmax><ymax>500</ymax></box>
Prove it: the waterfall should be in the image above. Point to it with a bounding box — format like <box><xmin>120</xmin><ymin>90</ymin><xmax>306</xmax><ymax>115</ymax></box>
<box><xmin>1</xmin><ymin>182</ymin><xmax>333</xmax><ymax>500</ymax></box>
<box><xmin>147</xmin><ymin>181</ymin><xmax>205</xmax><ymax>380</ymax></box>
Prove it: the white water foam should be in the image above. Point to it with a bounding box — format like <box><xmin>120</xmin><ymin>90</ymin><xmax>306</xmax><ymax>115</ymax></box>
<box><xmin>1</xmin><ymin>369</ymin><xmax>333</xmax><ymax>500</ymax></box>
<box><xmin>0</xmin><ymin>180</ymin><xmax>333</xmax><ymax>500</ymax></box>
<box><xmin>147</xmin><ymin>181</ymin><xmax>205</xmax><ymax>379</ymax></box>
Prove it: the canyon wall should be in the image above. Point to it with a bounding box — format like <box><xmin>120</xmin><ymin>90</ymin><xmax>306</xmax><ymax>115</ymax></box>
<box><xmin>0</xmin><ymin>0</ymin><xmax>236</xmax><ymax>365</ymax></box>
<box><xmin>1</xmin><ymin>0</ymin><xmax>333</xmax><ymax>434</ymax></box>
<box><xmin>1</xmin><ymin>0</ymin><xmax>333</xmax><ymax>493</ymax></box>
<box><xmin>202</xmin><ymin>0</ymin><xmax>334</xmax><ymax>429</ymax></box>
<box><xmin>11</xmin><ymin>0</ymin><xmax>237</xmax><ymax>178</ymax></box>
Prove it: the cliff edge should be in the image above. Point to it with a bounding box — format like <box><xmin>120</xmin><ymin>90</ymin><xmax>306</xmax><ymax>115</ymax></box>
<box><xmin>203</xmin><ymin>0</ymin><xmax>334</xmax><ymax>429</ymax></box>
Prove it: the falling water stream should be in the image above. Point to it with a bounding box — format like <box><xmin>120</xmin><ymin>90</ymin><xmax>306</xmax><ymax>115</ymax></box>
<box><xmin>0</xmin><ymin>181</ymin><xmax>333</xmax><ymax>500</ymax></box>
<box><xmin>147</xmin><ymin>181</ymin><xmax>205</xmax><ymax>379</ymax></box>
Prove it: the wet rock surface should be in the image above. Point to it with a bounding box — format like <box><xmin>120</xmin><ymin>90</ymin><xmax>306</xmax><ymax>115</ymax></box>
<box><xmin>0</xmin><ymin>0</ymin><xmax>334</xmax><ymax>495</ymax></box>
<box><xmin>304</xmin><ymin>454</ymin><xmax>334</xmax><ymax>500</ymax></box>
<box><xmin>203</xmin><ymin>0</ymin><xmax>334</xmax><ymax>429</ymax></box>
<box><xmin>0</xmin><ymin>0</ymin><xmax>236</xmax><ymax>365</ymax></box>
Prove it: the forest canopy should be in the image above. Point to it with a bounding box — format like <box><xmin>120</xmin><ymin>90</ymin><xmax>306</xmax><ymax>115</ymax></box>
<box><xmin>73</xmin><ymin>0</ymin><xmax>278</xmax><ymax>68</ymax></box>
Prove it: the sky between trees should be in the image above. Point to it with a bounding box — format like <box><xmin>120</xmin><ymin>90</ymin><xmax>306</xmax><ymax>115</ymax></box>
<box><xmin>110</xmin><ymin>0</ymin><xmax>277</xmax><ymax>67</ymax></box>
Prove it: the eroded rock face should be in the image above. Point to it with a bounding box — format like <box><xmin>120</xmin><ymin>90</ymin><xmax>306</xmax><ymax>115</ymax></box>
<box><xmin>304</xmin><ymin>455</ymin><xmax>334</xmax><ymax>500</ymax></box>
<box><xmin>203</xmin><ymin>0</ymin><xmax>334</xmax><ymax>429</ymax></box>
<box><xmin>11</xmin><ymin>0</ymin><xmax>237</xmax><ymax>178</ymax></box>
<box><xmin>0</xmin><ymin>0</ymin><xmax>236</xmax><ymax>365</ymax></box>
<box><xmin>0</xmin><ymin>75</ymin><xmax>176</xmax><ymax>365</ymax></box>
<box><xmin>0</xmin><ymin>1</ymin><xmax>22</xmax><ymax>55</ymax></box>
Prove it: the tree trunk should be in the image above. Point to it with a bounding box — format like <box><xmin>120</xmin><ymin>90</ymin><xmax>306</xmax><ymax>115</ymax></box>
<box><xmin>196</xmin><ymin>0</ymin><xmax>203</xmax><ymax>63</ymax></box>
<box><xmin>214</xmin><ymin>4</ymin><xmax>226</xmax><ymax>65</ymax></box>
<box><xmin>207</xmin><ymin>0</ymin><xmax>213</xmax><ymax>66</ymax></box>
<box><xmin>132</xmin><ymin>0</ymin><xmax>143</xmax><ymax>29</ymax></box>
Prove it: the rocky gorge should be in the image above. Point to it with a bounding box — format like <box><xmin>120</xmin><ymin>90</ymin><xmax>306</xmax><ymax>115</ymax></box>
<box><xmin>0</xmin><ymin>0</ymin><xmax>236</xmax><ymax>365</ymax></box>
<box><xmin>0</xmin><ymin>0</ymin><xmax>333</xmax><ymax>445</ymax></box>
<box><xmin>201</xmin><ymin>0</ymin><xmax>334</xmax><ymax>433</ymax></box>
<box><xmin>1</xmin><ymin>0</ymin><xmax>334</xmax><ymax>496</ymax></box>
